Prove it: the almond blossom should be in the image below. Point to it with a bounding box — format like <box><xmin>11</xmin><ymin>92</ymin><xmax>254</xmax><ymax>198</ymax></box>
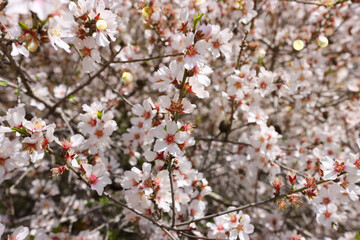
<box><xmin>73</xmin><ymin>37</ymin><xmax>101</xmax><ymax>73</ymax></box>
<box><xmin>83</xmin><ymin>163</ymin><xmax>111</xmax><ymax>195</ymax></box>
<box><xmin>209</xmin><ymin>25</ymin><xmax>233</xmax><ymax>59</ymax></box>
<box><xmin>0</xmin><ymin>0</ymin><xmax>360</xmax><ymax>239</ymax></box>
<box><xmin>183</xmin><ymin>33</ymin><xmax>210</xmax><ymax>70</ymax></box>
<box><xmin>153</xmin><ymin>120</ymin><xmax>188</xmax><ymax>157</ymax></box>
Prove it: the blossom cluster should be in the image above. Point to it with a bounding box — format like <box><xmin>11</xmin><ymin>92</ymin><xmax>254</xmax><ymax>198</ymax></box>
<box><xmin>0</xmin><ymin>0</ymin><xmax>360</xmax><ymax>239</ymax></box>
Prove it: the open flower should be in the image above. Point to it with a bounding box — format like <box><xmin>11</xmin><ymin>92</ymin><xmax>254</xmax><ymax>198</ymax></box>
<box><xmin>91</xmin><ymin>1</ymin><xmax>117</xmax><ymax>47</ymax></box>
<box><xmin>153</xmin><ymin>120</ymin><xmax>187</xmax><ymax>157</ymax></box>
<box><xmin>83</xmin><ymin>163</ymin><xmax>111</xmax><ymax>195</ymax></box>
<box><xmin>7</xmin><ymin>226</ymin><xmax>29</xmax><ymax>240</ymax></box>
<box><xmin>228</xmin><ymin>211</ymin><xmax>255</xmax><ymax>240</ymax></box>
<box><xmin>74</xmin><ymin>37</ymin><xmax>101</xmax><ymax>73</ymax></box>
<box><xmin>183</xmin><ymin>33</ymin><xmax>210</xmax><ymax>70</ymax></box>
<box><xmin>209</xmin><ymin>25</ymin><xmax>233</xmax><ymax>59</ymax></box>
<box><xmin>320</xmin><ymin>156</ymin><xmax>356</xmax><ymax>180</ymax></box>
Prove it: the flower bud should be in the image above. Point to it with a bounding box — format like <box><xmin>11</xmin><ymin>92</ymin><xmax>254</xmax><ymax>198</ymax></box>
<box><xmin>255</xmin><ymin>47</ymin><xmax>266</xmax><ymax>58</ymax></box>
<box><xmin>27</xmin><ymin>38</ymin><xmax>39</xmax><ymax>52</ymax></box>
<box><xmin>293</xmin><ymin>39</ymin><xmax>304</xmax><ymax>51</ymax></box>
<box><xmin>142</xmin><ymin>7</ymin><xmax>153</xmax><ymax>18</ymax></box>
<box><xmin>195</xmin><ymin>0</ymin><xmax>205</xmax><ymax>5</ymax></box>
<box><xmin>317</xmin><ymin>35</ymin><xmax>328</xmax><ymax>48</ymax></box>
<box><xmin>287</xmin><ymin>171</ymin><xmax>297</xmax><ymax>186</ymax></box>
<box><xmin>96</xmin><ymin>19</ymin><xmax>108</xmax><ymax>31</ymax></box>
<box><xmin>122</xmin><ymin>72</ymin><xmax>133</xmax><ymax>84</ymax></box>
<box><xmin>272</xmin><ymin>176</ymin><xmax>283</xmax><ymax>193</ymax></box>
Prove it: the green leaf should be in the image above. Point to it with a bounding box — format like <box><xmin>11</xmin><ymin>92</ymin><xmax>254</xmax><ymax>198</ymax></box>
<box><xmin>99</xmin><ymin>197</ymin><xmax>110</xmax><ymax>205</ymax></box>
<box><xmin>327</xmin><ymin>67</ymin><xmax>336</xmax><ymax>74</ymax></box>
<box><xmin>11</xmin><ymin>126</ymin><xmax>30</xmax><ymax>136</ymax></box>
<box><xmin>355</xmin><ymin>232</ymin><xmax>360</xmax><ymax>240</ymax></box>
<box><xmin>18</xmin><ymin>22</ymin><xmax>30</xmax><ymax>30</ymax></box>
<box><xmin>0</xmin><ymin>80</ymin><xmax>8</xmax><ymax>86</ymax></box>
<box><xmin>193</xmin><ymin>13</ymin><xmax>204</xmax><ymax>30</ymax></box>
<box><xmin>196</xmin><ymin>114</ymin><xmax>201</xmax><ymax>123</ymax></box>
<box><xmin>40</xmin><ymin>19</ymin><xmax>49</xmax><ymax>27</ymax></box>
<box><xmin>52</xmin><ymin>224</ymin><xmax>62</xmax><ymax>233</ymax></box>
<box><xmin>97</xmin><ymin>111</ymin><xmax>103</xmax><ymax>119</ymax></box>
<box><xmin>108</xmin><ymin>231</ymin><xmax>118</xmax><ymax>240</ymax></box>
<box><xmin>68</xmin><ymin>95</ymin><xmax>76</xmax><ymax>103</ymax></box>
<box><xmin>197</xmin><ymin>221</ymin><xmax>207</xmax><ymax>229</ymax></box>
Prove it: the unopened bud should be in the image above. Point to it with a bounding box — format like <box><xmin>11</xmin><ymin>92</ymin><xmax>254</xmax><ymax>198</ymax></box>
<box><xmin>142</xmin><ymin>7</ymin><xmax>153</xmax><ymax>18</ymax></box>
<box><xmin>27</xmin><ymin>38</ymin><xmax>39</xmax><ymax>52</ymax></box>
<box><xmin>122</xmin><ymin>72</ymin><xmax>133</xmax><ymax>84</ymax></box>
<box><xmin>255</xmin><ymin>47</ymin><xmax>266</xmax><ymax>58</ymax></box>
<box><xmin>195</xmin><ymin>0</ymin><xmax>205</xmax><ymax>5</ymax></box>
<box><xmin>219</xmin><ymin>120</ymin><xmax>231</xmax><ymax>133</ymax></box>
<box><xmin>272</xmin><ymin>176</ymin><xmax>283</xmax><ymax>193</ymax></box>
<box><xmin>293</xmin><ymin>39</ymin><xmax>304</xmax><ymax>51</ymax></box>
<box><xmin>317</xmin><ymin>35</ymin><xmax>328</xmax><ymax>48</ymax></box>
<box><xmin>96</xmin><ymin>19</ymin><xmax>108</xmax><ymax>31</ymax></box>
<box><xmin>287</xmin><ymin>171</ymin><xmax>297</xmax><ymax>186</ymax></box>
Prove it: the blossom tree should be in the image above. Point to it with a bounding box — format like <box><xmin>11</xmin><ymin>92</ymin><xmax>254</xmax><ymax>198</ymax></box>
<box><xmin>0</xmin><ymin>0</ymin><xmax>360</xmax><ymax>239</ymax></box>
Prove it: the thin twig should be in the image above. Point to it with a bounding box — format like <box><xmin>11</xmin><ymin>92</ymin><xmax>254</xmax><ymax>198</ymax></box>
<box><xmin>113</xmin><ymin>53</ymin><xmax>184</xmax><ymax>63</ymax></box>
<box><xmin>196</xmin><ymin>137</ymin><xmax>252</xmax><ymax>147</ymax></box>
<box><xmin>168</xmin><ymin>159</ymin><xmax>176</xmax><ymax>228</ymax></box>
<box><xmin>176</xmin><ymin>176</ymin><xmax>342</xmax><ymax>227</ymax></box>
<box><xmin>98</xmin><ymin>75</ymin><xmax>134</xmax><ymax>107</ymax></box>
<box><xmin>46</xmin><ymin>47</ymin><xmax>124</xmax><ymax>117</ymax></box>
<box><xmin>0</xmin><ymin>42</ymin><xmax>52</xmax><ymax>109</ymax></box>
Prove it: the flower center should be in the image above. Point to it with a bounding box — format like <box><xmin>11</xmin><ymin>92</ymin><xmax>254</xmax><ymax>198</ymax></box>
<box><xmin>95</xmin><ymin>130</ymin><xmax>104</xmax><ymax>138</ymax></box>
<box><xmin>134</xmin><ymin>133</ymin><xmax>141</xmax><ymax>140</ymax></box>
<box><xmin>167</xmin><ymin>101</ymin><xmax>184</xmax><ymax>114</ymax></box>
<box><xmin>334</xmin><ymin>161</ymin><xmax>345</xmax><ymax>173</ymax></box>
<box><xmin>185</xmin><ymin>45</ymin><xmax>198</xmax><ymax>57</ymax></box>
<box><xmin>34</xmin><ymin>120</ymin><xmax>45</xmax><ymax>131</ymax></box>
<box><xmin>217</xmin><ymin>224</ymin><xmax>224</xmax><ymax>231</ymax></box>
<box><xmin>82</xmin><ymin>47</ymin><xmax>92</xmax><ymax>57</ymax></box>
<box><xmin>236</xmin><ymin>224</ymin><xmax>244</xmax><ymax>231</ymax></box>
<box><xmin>142</xmin><ymin>111</ymin><xmax>151</xmax><ymax>119</ymax></box>
<box><xmin>165</xmin><ymin>134</ymin><xmax>175</xmax><ymax>144</ymax></box>
<box><xmin>41</xmin><ymin>138</ymin><xmax>50</xmax><ymax>150</ymax></box>
<box><xmin>322</xmin><ymin>197</ymin><xmax>330</xmax><ymax>205</ymax></box>
<box><xmin>23</xmin><ymin>142</ymin><xmax>37</xmax><ymax>154</ymax></box>
<box><xmin>213</xmin><ymin>40</ymin><xmax>221</xmax><ymax>49</ymax></box>
<box><xmin>235</xmin><ymin>82</ymin><xmax>242</xmax><ymax>89</ymax></box>
<box><xmin>88</xmin><ymin>118</ymin><xmax>97</xmax><ymax>127</ymax></box>
<box><xmin>144</xmin><ymin>208</ymin><xmax>152</xmax><ymax>216</ymax></box>
<box><xmin>88</xmin><ymin>174</ymin><xmax>98</xmax><ymax>185</ymax></box>
<box><xmin>260</xmin><ymin>81</ymin><xmax>267</xmax><ymax>89</ymax></box>
<box><xmin>324</xmin><ymin>210</ymin><xmax>331</xmax><ymax>219</ymax></box>
<box><xmin>354</xmin><ymin>159</ymin><xmax>360</xmax><ymax>169</ymax></box>
<box><xmin>144</xmin><ymin>179</ymin><xmax>153</xmax><ymax>188</ymax></box>
<box><xmin>61</xmin><ymin>140</ymin><xmax>73</xmax><ymax>150</ymax></box>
